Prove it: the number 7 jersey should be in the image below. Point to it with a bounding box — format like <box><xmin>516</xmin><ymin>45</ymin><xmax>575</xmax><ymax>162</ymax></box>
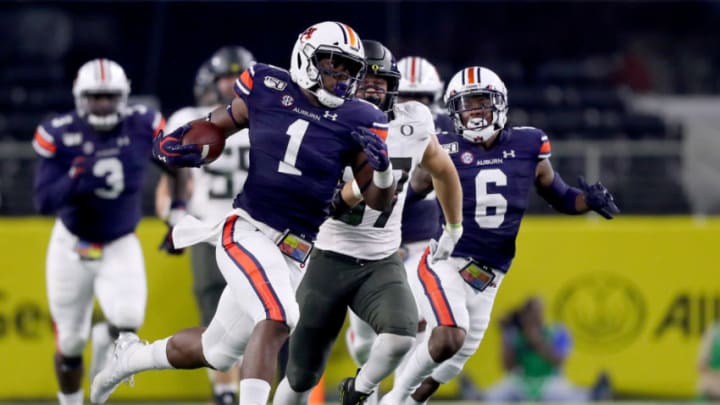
<box><xmin>438</xmin><ymin>126</ymin><xmax>552</xmax><ymax>272</ymax></box>
<box><xmin>315</xmin><ymin>101</ymin><xmax>435</xmax><ymax>260</ymax></box>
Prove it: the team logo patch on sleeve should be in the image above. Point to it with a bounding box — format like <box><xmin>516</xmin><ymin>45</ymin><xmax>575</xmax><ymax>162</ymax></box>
<box><xmin>442</xmin><ymin>142</ymin><xmax>459</xmax><ymax>154</ymax></box>
<box><xmin>264</xmin><ymin>76</ymin><xmax>288</xmax><ymax>91</ymax></box>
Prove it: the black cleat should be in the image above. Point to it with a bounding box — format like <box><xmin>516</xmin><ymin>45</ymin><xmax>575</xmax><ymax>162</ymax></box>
<box><xmin>590</xmin><ymin>371</ymin><xmax>613</xmax><ymax>401</ymax></box>
<box><xmin>338</xmin><ymin>376</ymin><xmax>372</xmax><ymax>405</ymax></box>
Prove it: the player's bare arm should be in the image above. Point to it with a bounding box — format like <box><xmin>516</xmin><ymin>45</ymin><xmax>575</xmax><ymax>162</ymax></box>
<box><xmin>208</xmin><ymin>96</ymin><xmax>249</xmax><ymax>136</ymax></box>
<box><xmin>419</xmin><ymin>133</ymin><xmax>462</xmax><ymax>225</ymax></box>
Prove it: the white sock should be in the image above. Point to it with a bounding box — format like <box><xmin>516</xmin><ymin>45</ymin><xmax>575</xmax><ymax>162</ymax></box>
<box><xmin>396</xmin><ymin>330</ymin><xmax>425</xmax><ymax>378</ymax></box>
<box><xmin>383</xmin><ymin>341</ymin><xmax>438</xmax><ymax>403</ymax></box>
<box><xmin>57</xmin><ymin>389</ymin><xmax>83</xmax><ymax>405</ymax></box>
<box><xmin>272</xmin><ymin>377</ymin><xmax>309</xmax><ymax>405</ymax></box>
<box><xmin>126</xmin><ymin>337</ymin><xmax>173</xmax><ymax>372</ymax></box>
<box><xmin>239</xmin><ymin>378</ymin><xmax>271</xmax><ymax>405</ymax></box>
<box><xmin>354</xmin><ymin>333</ymin><xmax>415</xmax><ymax>394</ymax></box>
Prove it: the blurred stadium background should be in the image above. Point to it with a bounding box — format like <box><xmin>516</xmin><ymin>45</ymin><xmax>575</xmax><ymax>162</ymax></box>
<box><xmin>1</xmin><ymin>0</ymin><xmax>719</xmax><ymax>403</ymax></box>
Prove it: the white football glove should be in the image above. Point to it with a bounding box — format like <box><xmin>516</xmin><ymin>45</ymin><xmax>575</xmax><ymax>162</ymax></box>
<box><xmin>163</xmin><ymin>200</ymin><xmax>187</xmax><ymax>227</ymax></box>
<box><xmin>429</xmin><ymin>223</ymin><xmax>463</xmax><ymax>263</ymax></box>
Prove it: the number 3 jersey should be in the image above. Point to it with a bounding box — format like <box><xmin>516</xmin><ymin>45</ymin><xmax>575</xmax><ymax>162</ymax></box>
<box><xmin>438</xmin><ymin>126</ymin><xmax>552</xmax><ymax>272</ymax></box>
<box><xmin>165</xmin><ymin>106</ymin><xmax>250</xmax><ymax>225</ymax></box>
<box><xmin>32</xmin><ymin>106</ymin><xmax>165</xmax><ymax>243</ymax></box>
<box><xmin>315</xmin><ymin>101</ymin><xmax>435</xmax><ymax>260</ymax></box>
<box><xmin>232</xmin><ymin>63</ymin><xmax>388</xmax><ymax>240</ymax></box>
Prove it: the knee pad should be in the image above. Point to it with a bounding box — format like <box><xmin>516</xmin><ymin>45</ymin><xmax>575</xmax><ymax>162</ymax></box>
<box><xmin>57</xmin><ymin>332</ymin><xmax>87</xmax><ymax>357</ymax></box>
<box><xmin>106</xmin><ymin>304</ymin><xmax>144</xmax><ymax>330</ymax></box>
<box><xmin>286</xmin><ymin>363</ymin><xmax>321</xmax><ymax>393</ymax></box>
<box><xmin>375</xmin><ymin>333</ymin><xmax>415</xmax><ymax>360</ymax></box>
<box><xmin>201</xmin><ymin>337</ymin><xmax>241</xmax><ymax>372</ymax></box>
<box><xmin>201</xmin><ymin>317</ymin><xmax>247</xmax><ymax>371</ymax></box>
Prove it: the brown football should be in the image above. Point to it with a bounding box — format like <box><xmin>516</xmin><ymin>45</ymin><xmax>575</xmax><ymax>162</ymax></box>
<box><xmin>181</xmin><ymin>120</ymin><xmax>226</xmax><ymax>163</ymax></box>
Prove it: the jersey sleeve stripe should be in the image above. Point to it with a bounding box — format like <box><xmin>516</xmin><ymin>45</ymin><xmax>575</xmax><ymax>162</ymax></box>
<box><xmin>234</xmin><ymin>70</ymin><xmax>253</xmax><ymax>96</ymax></box>
<box><xmin>540</xmin><ymin>140</ymin><xmax>551</xmax><ymax>154</ymax></box>
<box><xmin>152</xmin><ymin>113</ymin><xmax>166</xmax><ymax>137</ymax></box>
<box><xmin>32</xmin><ymin>127</ymin><xmax>56</xmax><ymax>156</ymax></box>
<box><xmin>418</xmin><ymin>248</ymin><xmax>457</xmax><ymax>327</ymax></box>
<box><xmin>370</xmin><ymin>127</ymin><xmax>388</xmax><ymax>141</ymax></box>
<box><xmin>221</xmin><ymin>215</ymin><xmax>286</xmax><ymax>322</ymax></box>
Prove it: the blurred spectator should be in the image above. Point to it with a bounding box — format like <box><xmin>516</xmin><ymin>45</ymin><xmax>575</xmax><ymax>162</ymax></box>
<box><xmin>697</xmin><ymin>320</ymin><xmax>720</xmax><ymax>400</ymax></box>
<box><xmin>483</xmin><ymin>296</ymin><xmax>612</xmax><ymax>402</ymax></box>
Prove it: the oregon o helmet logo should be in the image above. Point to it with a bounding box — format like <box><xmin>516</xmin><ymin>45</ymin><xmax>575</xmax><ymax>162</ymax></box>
<box><xmin>553</xmin><ymin>272</ymin><xmax>646</xmax><ymax>353</ymax></box>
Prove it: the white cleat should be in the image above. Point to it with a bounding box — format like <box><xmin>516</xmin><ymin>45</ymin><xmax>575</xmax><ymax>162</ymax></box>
<box><xmin>90</xmin><ymin>332</ymin><xmax>143</xmax><ymax>404</ymax></box>
<box><xmin>89</xmin><ymin>322</ymin><xmax>113</xmax><ymax>382</ymax></box>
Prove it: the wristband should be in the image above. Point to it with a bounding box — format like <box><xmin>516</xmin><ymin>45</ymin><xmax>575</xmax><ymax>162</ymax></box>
<box><xmin>372</xmin><ymin>164</ymin><xmax>394</xmax><ymax>189</ymax></box>
<box><xmin>444</xmin><ymin>223</ymin><xmax>464</xmax><ymax>241</ymax></box>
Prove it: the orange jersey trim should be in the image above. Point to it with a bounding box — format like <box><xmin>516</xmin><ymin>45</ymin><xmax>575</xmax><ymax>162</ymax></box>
<box><xmin>540</xmin><ymin>140</ymin><xmax>551</xmax><ymax>154</ymax></box>
<box><xmin>418</xmin><ymin>248</ymin><xmax>456</xmax><ymax>326</ymax></box>
<box><xmin>222</xmin><ymin>215</ymin><xmax>285</xmax><ymax>322</ymax></box>
<box><xmin>34</xmin><ymin>130</ymin><xmax>56</xmax><ymax>154</ymax></box>
<box><xmin>240</xmin><ymin>70</ymin><xmax>254</xmax><ymax>91</ymax></box>
<box><xmin>370</xmin><ymin>127</ymin><xmax>388</xmax><ymax>141</ymax></box>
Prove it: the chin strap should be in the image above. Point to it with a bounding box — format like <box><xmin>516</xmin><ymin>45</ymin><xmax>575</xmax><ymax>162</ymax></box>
<box><xmin>315</xmin><ymin>88</ymin><xmax>345</xmax><ymax>108</ymax></box>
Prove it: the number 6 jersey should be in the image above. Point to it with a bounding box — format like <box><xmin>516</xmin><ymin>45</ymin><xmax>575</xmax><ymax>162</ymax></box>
<box><xmin>438</xmin><ymin>126</ymin><xmax>552</xmax><ymax>272</ymax></box>
<box><xmin>315</xmin><ymin>101</ymin><xmax>435</xmax><ymax>260</ymax></box>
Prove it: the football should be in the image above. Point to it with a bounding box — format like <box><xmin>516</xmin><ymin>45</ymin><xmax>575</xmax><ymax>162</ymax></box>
<box><xmin>182</xmin><ymin>120</ymin><xmax>226</xmax><ymax>164</ymax></box>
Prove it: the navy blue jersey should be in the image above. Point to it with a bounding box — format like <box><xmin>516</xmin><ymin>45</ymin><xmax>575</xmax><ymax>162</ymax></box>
<box><xmin>401</xmin><ymin>198</ymin><xmax>441</xmax><ymax>243</ymax></box>
<box><xmin>33</xmin><ymin>106</ymin><xmax>165</xmax><ymax>243</ymax></box>
<box><xmin>434</xmin><ymin>112</ymin><xmax>455</xmax><ymax>134</ymax></box>
<box><xmin>233</xmin><ymin>63</ymin><xmax>388</xmax><ymax>239</ymax></box>
<box><xmin>438</xmin><ymin>126</ymin><xmax>552</xmax><ymax>272</ymax></box>
<box><xmin>400</xmin><ymin>111</ymin><xmax>454</xmax><ymax>242</ymax></box>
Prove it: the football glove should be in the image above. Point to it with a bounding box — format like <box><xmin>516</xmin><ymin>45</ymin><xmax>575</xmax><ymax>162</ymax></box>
<box><xmin>578</xmin><ymin>176</ymin><xmax>620</xmax><ymax>219</ymax></box>
<box><xmin>429</xmin><ymin>223</ymin><xmax>463</xmax><ymax>263</ymax></box>
<box><xmin>69</xmin><ymin>156</ymin><xmax>108</xmax><ymax>194</ymax></box>
<box><xmin>152</xmin><ymin>124</ymin><xmax>204</xmax><ymax>167</ymax></box>
<box><xmin>350</xmin><ymin>126</ymin><xmax>390</xmax><ymax>172</ymax></box>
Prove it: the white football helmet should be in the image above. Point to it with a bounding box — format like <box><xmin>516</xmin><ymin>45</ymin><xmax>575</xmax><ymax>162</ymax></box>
<box><xmin>397</xmin><ymin>56</ymin><xmax>444</xmax><ymax>104</ymax></box>
<box><xmin>444</xmin><ymin>66</ymin><xmax>508</xmax><ymax>143</ymax></box>
<box><xmin>72</xmin><ymin>58</ymin><xmax>130</xmax><ymax>131</ymax></box>
<box><xmin>289</xmin><ymin>21</ymin><xmax>366</xmax><ymax>108</ymax></box>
